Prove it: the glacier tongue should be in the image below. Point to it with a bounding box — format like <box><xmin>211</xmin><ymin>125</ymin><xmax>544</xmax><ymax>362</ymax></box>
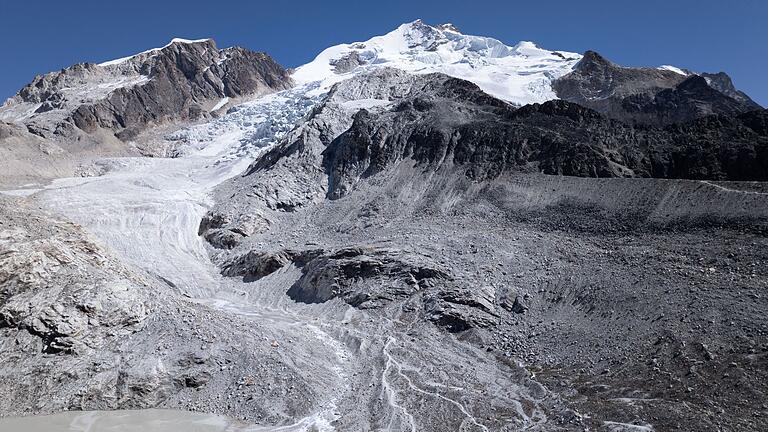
<box><xmin>292</xmin><ymin>19</ymin><xmax>582</xmax><ymax>105</ymax></box>
<box><xmin>35</xmin><ymin>87</ymin><xmax>319</xmax><ymax>297</ymax></box>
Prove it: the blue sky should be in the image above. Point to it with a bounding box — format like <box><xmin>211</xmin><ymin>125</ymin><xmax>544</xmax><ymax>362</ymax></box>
<box><xmin>2</xmin><ymin>0</ymin><xmax>766</xmax><ymax>105</ymax></box>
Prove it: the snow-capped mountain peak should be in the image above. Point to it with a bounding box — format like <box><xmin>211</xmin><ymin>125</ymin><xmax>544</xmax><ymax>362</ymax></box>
<box><xmin>292</xmin><ymin>19</ymin><xmax>582</xmax><ymax>105</ymax></box>
<box><xmin>437</xmin><ymin>22</ymin><xmax>462</xmax><ymax>34</ymax></box>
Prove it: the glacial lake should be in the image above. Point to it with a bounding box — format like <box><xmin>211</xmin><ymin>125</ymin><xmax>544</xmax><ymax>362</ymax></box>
<box><xmin>0</xmin><ymin>409</ymin><xmax>251</xmax><ymax>432</ymax></box>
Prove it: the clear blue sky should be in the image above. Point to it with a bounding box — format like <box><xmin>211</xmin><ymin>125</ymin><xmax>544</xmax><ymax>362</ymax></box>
<box><xmin>2</xmin><ymin>0</ymin><xmax>766</xmax><ymax>106</ymax></box>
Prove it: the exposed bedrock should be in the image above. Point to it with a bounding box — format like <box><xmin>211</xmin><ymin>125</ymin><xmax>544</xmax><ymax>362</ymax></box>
<box><xmin>219</xmin><ymin>244</ymin><xmax>499</xmax><ymax>332</ymax></box>
<box><xmin>202</xmin><ymin>69</ymin><xmax>768</xmax><ymax>255</ymax></box>
<box><xmin>553</xmin><ymin>50</ymin><xmax>761</xmax><ymax>126</ymax></box>
<box><xmin>323</xmin><ymin>77</ymin><xmax>768</xmax><ymax>199</ymax></box>
<box><xmin>2</xmin><ymin>39</ymin><xmax>292</xmax><ymax>140</ymax></box>
<box><xmin>69</xmin><ymin>43</ymin><xmax>292</xmax><ymax>140</ymax></box>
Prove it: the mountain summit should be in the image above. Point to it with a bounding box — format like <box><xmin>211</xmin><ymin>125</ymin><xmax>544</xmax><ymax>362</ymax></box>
<box><xmin>0</xmin><ymin>38</ymin><xmax>291</xmax><ymax>140</ymax></box>
<box><xmin>292</xmin><ymin>19</ymin><xmax>582</xmax><ymax>105</ymax></box>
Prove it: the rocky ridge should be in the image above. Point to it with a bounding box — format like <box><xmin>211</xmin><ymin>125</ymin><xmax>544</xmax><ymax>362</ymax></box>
<box><xmin>554</xmin><ymin>50</ymin><xmax>762</xmax><ymax>126</ymax></box>
<box><xmin>0</xmin><ymin>39</ymin><xmax>291</xmax><ymax>141</ymax></box>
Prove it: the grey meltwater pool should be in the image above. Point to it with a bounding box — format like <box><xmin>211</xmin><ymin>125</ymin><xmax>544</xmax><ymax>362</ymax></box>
<box><xmin>0</xmin><ymin>410</ymin><xmax>253</xmax><ymax>432</ymax></box>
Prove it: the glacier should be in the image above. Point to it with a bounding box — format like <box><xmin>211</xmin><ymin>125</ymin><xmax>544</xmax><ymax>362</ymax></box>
<box><xmin>292</xmin><ymin>19</ymin><xmax>582</xmax><ymax>105</ymax></box>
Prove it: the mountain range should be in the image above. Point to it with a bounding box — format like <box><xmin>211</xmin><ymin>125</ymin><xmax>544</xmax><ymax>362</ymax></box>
<box><xmin>0</xmin><ymin>20</ymin><xmax>766</xmax><ymax>432</ymax></box>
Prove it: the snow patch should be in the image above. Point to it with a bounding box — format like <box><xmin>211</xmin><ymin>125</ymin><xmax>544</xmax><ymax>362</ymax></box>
<box><xmin>0</xmin><ymin>102</ymin><xmax>42</xmax><ymax>122</ymax></box>
<box><xmin>94</xmin><ymin>75</ymin><xmax>150</xmax><ymax>95</ymax></box>
<box><xmin>210</xmin><ymin>97</ymin><xmax>230</xmax><ymax>112</ymax></box>
<box><xmin>603</xmin><ymin>421</ymin><xmax>654</xmax><ymax>431</ymax></box>
<box><xmin>658</xmin><ymin>65</ymin><xmax>688</xmax><ymax>76</ymax></box>
<box><xmin>0</xmin><ymin>75</ymin><xmax>150</xmax><ymax>123</ymax></box>
<box><xmin>0</xmin><ymin>188</ymin><xmax>42</xmax><ymax>197</ymax></box>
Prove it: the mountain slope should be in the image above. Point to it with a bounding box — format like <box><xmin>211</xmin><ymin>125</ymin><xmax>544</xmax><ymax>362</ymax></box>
<box><xmin>554</xmin><ymin>50</ymin><xmax>761</xmax><ymax>126</ymax></box>
<box><xmin>201</xmin><ymin>67</ymin><xmax>768</xmax><ymax>254</ymax></box>
<box><xmin>202</xmin><ymin>68</ymin><xmax>768</xmax><ymax>431</ymax></box>
<box><xmin>215</xmin><ymin>68</ymin><xmax>768</xmax><ymax>224</ymax></box>
<box><xmin>325</xmin><ymin>78</ymin><xmax>768</xmax><ymax>186</ymax></box>
<box><xmin>0</xmin><ymin>39</ymin><xmax>291</xmax><ymax>140</ymax></box>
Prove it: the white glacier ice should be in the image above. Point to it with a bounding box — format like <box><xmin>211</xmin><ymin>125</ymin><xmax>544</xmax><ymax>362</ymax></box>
<box><xmin>210</xmin><ymin>97</ymin><xmax>230</xmax><ymax>112</ymax></box>
<box><xmin>35</xmin><ymin>87</ymin><xmax>319</xmax><ymax>296</ymax></box>
<box><xmin>292</xmin><ymin>19</ymin><xmax>582</xmax><ymax>105</ymax></box>
<box><xmin>658</xmin><ymin>65</ymin><xmax>689</xmax><ymax>76</ymax></box>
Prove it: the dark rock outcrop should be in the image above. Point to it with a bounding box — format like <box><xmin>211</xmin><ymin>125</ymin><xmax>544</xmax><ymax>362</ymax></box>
<box><xmin>4</xmin><ymin>39</ymin><xmax>292</xmax><ymax>140</ymax></box>
<box><xmin>220</xmin><ymin>248</ymin><xmax>322</xmax><ymax>282</ymax></box>
<box><xmin>286</xmin><ymin>246</ymin><xmax>500</xmax><ymax>331</ymax></box>
<box><xmin>553</xmin><ymin>50</ymin><xmax>760</xmax><ymax>126</ymax></box>
<box><xmin>286</xmin><ymin>247</ymin><xmax>450</xmax><ymax>308</ymax></box>
<box><xmin>330</xmin><ymin>52</ymin><xmax>366</xmax><ymax>74</ymax></box>
<box><xmin>219</xmin><ymin>242</ymin><xmax>498</xmax><ymax>331</ymax></box>
<box><xmin>700</xmin><ymin>72</ymin><xmax>762</xmax><ymax>108</ymax></box>
<box><xmin>321</xmin><ymin>74</ymin><xmax>768</xmax><ymax>199</ymax></box>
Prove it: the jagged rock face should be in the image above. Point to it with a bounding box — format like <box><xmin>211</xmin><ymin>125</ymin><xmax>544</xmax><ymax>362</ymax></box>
<box><xmin>0</xmin><ymin>39</ymin><xmax>292</xmax><ymax>139</ymax></box>
<box><xmin>700</xmin><ymin>72</ymin><xmax>762</xmax><ymax>107</ymax></box>
<box><xmin>0</xmin><ymin>196</ymin><xmax>152</xmax><ymax>355</ymax></box>
<box><xmin>321</xmin><ymin>74</ymin><xmax>768</xmax><ymax>198</ymax></box>
<box><xmin>553</xmin><ymin>50</ymin><xmax>761</xmax><ymax>126</ymax></box>
<box><xmin>233</xmin><ymin>69</ymin><xmax>425</xmax><ymax>213</ymax></box>
<box><xmin>285</xmin><ymin>247</ymin><xmax>443</xmax><ymax>307</ymax></box>
<box><xmin>203</xmin><ymin>68</ymin><xmax>767</xmax><ymax>251</ymax></box>
<box><xmin>217</xmin><ymin>244</ymin><xmax>498</xmax><ymax>332</ymax></box>
<box><xmin>330</xmin><ymin>51</ymin><xmax>366</xmax><ymax>74</ymax></box>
